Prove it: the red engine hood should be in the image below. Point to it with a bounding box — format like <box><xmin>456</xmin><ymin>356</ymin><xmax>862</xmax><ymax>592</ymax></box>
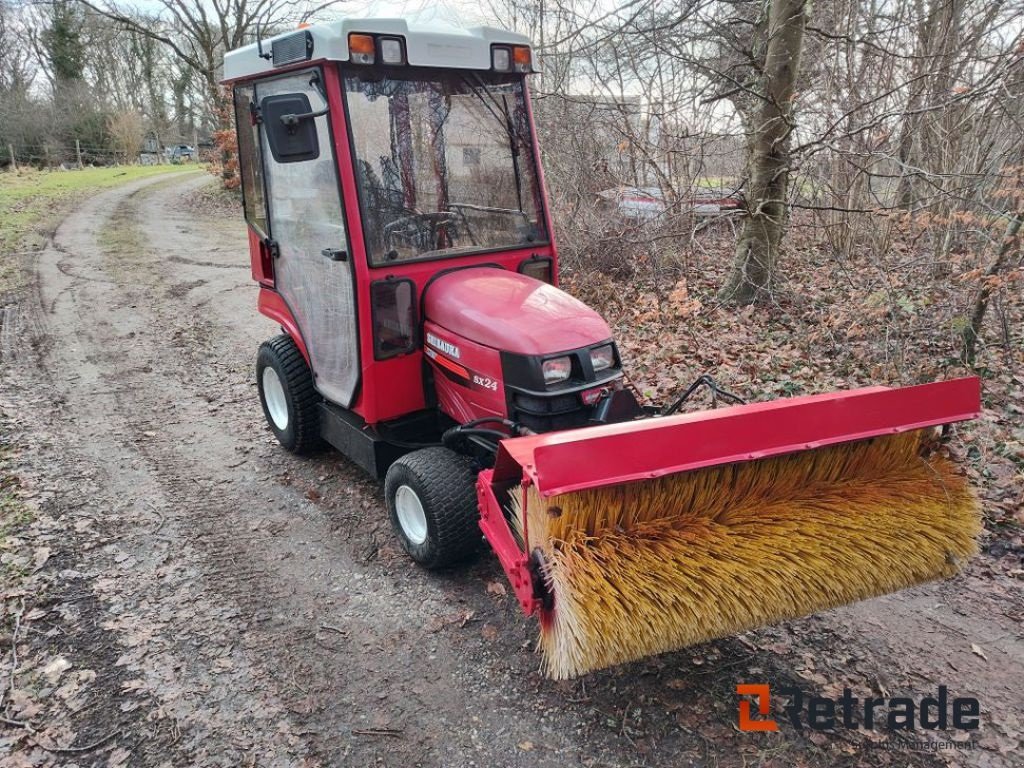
<box><xmin>423</xmin><ymin>268</ymin><xmax>612</xmax><ymax>355</ymax></box>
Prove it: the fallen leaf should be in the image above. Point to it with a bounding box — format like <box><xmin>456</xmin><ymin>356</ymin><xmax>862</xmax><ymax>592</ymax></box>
<box><xmin>518</xmin><ymin>741</ymin><xmax>534</xmax><ymax>752</ymax></box>
<box><xmin>970</xmin><ymin>643</ymin><xmax>988</xmax><ymax>661</ymax></box>
<box><xmin>42</xmin><ymin>657</ymin><xmax>71</xmax><ymax>683</ymax></box>
<box><xmin>32</xmin><ymin>547</ymin><xmax>51</xmax><ymax>571</ymax></box>
<box><xmin>485</xmin><ymin>580</ymin><xmax>507</xmax><ymax>597</ymax></box>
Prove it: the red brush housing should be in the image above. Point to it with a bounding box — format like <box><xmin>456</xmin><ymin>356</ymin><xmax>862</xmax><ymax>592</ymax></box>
<box><xmin>477</xmin><ymin>376</ymin><xmax>983</xmax><ymax>616</ymax></box>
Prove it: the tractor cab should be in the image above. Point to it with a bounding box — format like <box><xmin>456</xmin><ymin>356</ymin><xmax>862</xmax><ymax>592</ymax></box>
<box><xmin>224</xmin><ymin>18</ymin><xmax>635</xmax><ymax>477</ymax></box>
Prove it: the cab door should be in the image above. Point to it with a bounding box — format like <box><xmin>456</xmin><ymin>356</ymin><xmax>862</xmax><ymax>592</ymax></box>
<box><xmin>257</xmin><ymin>68</ymin><xmax>359</xmax><ymax>407</ymax></box>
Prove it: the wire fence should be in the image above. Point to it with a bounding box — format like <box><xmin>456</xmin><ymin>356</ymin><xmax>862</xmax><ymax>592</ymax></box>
<box><xmin>1</xmin><ymin>140</ymin><xmax>209</xmax><ymax>169</ymax></box>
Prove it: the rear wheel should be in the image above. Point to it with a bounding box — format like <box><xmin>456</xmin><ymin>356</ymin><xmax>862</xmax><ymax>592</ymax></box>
<box><xmin>385</xmin><ymin>447</ymin><xmax>480</xmax><ymax>569</ymax></box>
<box><xmin>256</xmin><ymin>334</ymin><xmax>323</xmax><ymax>454</ymax></box>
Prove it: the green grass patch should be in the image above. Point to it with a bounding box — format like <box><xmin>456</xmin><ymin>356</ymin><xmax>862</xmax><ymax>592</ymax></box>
<box><xmin>0</xmin><ymin>164</ymin><xmax>197</xmax><ymax>293</ymax></box>
<box><xmin>98</xmin><ymin>197</ymin><xmax>149</xmax><ymax>278</ymax></box>
<box><xmin>692</xmin><ymin>177</ymin><xmax>737</xmax><ymax>189</ymax></box>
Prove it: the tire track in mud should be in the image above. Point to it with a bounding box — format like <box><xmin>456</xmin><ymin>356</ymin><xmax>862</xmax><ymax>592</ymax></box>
<box><xmin>79</xmin><ymin>177</ymin><xmax>370</xmax><ymax>765</ymax></box>
<box><xmin>17</xmin><ymin>174</ymin><xmax>324</xmax><ymax>766</ymax></box>
<box><xmin>0</xmin><ymin>259</ymin><xmax>47</xmax><ymax>364</ymax></box>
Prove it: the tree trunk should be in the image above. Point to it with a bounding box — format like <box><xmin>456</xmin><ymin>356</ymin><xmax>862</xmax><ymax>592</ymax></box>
<box><xmin>719</xmin><ymin>0</ymin><xmax>809</xmax><ymax>305</ymax></box>
<box><xmin>961</xmin><ymin>213</ymin><xmax>1022</xmax><ymax>366</ymax></box>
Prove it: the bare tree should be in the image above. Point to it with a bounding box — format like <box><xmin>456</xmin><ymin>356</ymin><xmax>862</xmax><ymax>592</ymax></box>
<box><xmin>76</xmin><ymin>0</ymin><xmax>338</xmax><ymax>118</ymax></box>
<box><xmin>107</xmin><ymin>108</ymin><xmax>144</xmax><ymax>162</ymax></box>
<box><xmin>719</xmin><ymin>0</ymin><xmax>810</xmax><ymax>304</ymax></box>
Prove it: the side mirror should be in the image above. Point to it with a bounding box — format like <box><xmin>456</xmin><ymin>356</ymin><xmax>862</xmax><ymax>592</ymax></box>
<box><xmin>261</xmin><ymin>93</ymin><xmax>321</xmax><ymax>163</ymax></box>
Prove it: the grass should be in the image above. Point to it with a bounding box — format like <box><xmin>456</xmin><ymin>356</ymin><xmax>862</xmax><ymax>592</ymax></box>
<box><xmin>98</xmin><ymin>194</ymin><xmax>149</xmax><ymax>279</ymax></box>
<box><xmin>692</xmin><ymin>176</ymin><xmax>736</xmax><ymax>189</ymax></box>
<box><xmin>0</xmin><ymin>164</ymin><xmax>197</xmax><ymax>293</ymax></box>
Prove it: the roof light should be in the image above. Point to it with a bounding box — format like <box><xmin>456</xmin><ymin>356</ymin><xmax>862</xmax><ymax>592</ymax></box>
<box><xmin>349</xmin><ymin>33</ymin><xmax>375</xmax><ymax>64</ymax></box>
<box><xmin>379</xmin><ymin>36</ymin><xmax>405</xmax><ymax>65</ymax></box>
<box><xmin>512</xmin><ymin>46</ymin><xmax>532</xmax><ymax>72</ymax></box>
<box><xmin>492</xmin><ymin>46</ymin><xmax>512</xmax><ymax>71</ymax></box>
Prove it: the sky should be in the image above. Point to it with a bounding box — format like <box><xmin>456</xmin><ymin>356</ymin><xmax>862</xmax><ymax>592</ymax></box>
<box><xmin>128</xmin><ymin>0</ymin><xmax>502</xmax><ymax>31</ymax></box>
<box><xmin>344</xmin><ymin>0</ymin><xmax>495</xmax><ymax>27</ymax></box>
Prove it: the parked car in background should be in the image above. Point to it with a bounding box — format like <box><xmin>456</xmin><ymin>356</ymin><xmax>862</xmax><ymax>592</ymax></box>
<box><xmin>167</xmin><ymin>145</ymin><xmax>196</xmax><ymax>163</ymax></box>
<box><xmin>597</xmin><ymin>186</ymin><xmax>665</xmax><ymax>221</ymax></box>
<box><xmin>596</xmin><ymin>185</ymin><xmax>744</xmax><ymax>222</ymax></box>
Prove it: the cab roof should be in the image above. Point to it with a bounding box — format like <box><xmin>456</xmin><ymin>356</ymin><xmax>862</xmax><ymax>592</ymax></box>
<box><xmin>222</xmin><ymin>17</ymin><xmax>532</xmax><ymax>83</ymax></box>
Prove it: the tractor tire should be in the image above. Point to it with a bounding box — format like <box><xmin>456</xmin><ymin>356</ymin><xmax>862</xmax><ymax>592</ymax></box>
<box><xmin>384</xmin><ymin>447</ymin><xmax>481</xmax><ymax>570</ymax></box>
<box><xmin>256</xmin><ymin>334</ymin><xmax>323</xmax><ymax>454</ymax></box>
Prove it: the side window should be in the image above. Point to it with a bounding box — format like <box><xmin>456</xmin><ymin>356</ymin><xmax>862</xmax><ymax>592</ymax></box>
<box><xmin>233</xmin><ymin>85</ymin><xmax>268</xmax><ymax>235</ymax></box>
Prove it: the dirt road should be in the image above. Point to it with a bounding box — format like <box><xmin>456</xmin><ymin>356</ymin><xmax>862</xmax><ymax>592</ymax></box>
<box><xmin>1</xmin><ymin>172</ymin><xmax>1021</xmax><ymax>766</ymax></box>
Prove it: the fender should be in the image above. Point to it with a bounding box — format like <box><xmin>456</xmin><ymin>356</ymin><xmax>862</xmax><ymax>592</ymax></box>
<box><xmin>258</xmin><ymin>288</ymin><xmax>310</xmax><ymax>365</ymax></box>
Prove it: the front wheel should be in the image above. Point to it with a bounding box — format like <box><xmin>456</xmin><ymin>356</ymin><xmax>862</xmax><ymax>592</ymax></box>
<box><xmin>384</xmin><ymin>447</ymin><xmax>480</xmax><ymax>569</ymax></box>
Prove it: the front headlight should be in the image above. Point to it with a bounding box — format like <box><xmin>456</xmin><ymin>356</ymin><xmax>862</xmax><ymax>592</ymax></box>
<box><xmin>590</xmin><ymin>344</ymin><xmax>615</xmax><ymax>372</ymax></box>
<box><xmin>541</xmin><ymin>356</ymin><xmax>572</xmax><ymax>385</ymax></box>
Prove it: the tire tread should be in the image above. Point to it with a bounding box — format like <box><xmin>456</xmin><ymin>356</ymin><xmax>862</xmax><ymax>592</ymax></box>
<box><xmin>385</xmin><ymin>447</ymin><xmax>480</xmax><ymax>569</ymax></box>
<box><xmin>258</xmin><ymin>334</ymin><xmax>322</xmax><ymax>454</ymax></box>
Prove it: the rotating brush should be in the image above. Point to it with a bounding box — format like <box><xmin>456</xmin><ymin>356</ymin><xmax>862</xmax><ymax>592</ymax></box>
<box><xmin>510</xmin><ymin>429</ymin><xmax>980</xmax><ymax>679</ymax></box>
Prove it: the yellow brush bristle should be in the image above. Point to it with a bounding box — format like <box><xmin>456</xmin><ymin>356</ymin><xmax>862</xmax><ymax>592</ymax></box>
<box><xmin>510</xmin><ymin>430</ymin><xmax>980</xmax><ymax>679</ymax></box>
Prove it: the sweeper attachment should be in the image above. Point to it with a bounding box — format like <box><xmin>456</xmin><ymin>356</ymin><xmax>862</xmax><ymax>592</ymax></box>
<box><xmin>478</xmin><ymin>378</ymin><xmax>981</xmax><ymax>678</ymax></box>
<box><xmin>224</xmin><ymin>18</ymin><xmax>982</xmax><ymax>680</ymax></box>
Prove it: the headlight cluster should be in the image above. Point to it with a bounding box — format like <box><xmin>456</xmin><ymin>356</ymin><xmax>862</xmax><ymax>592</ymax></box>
<box><xmin>541</xmin><ymin>345</ymin><xmax>616</xmax><ymax>386</ymax></box>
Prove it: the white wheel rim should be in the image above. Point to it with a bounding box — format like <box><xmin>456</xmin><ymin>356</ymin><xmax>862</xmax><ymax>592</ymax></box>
<box><xmin>262</xmin><ymin>366</ymin><xmax>289</xmax><ymax>431</ymax></box>
<box><xmin>395</xmin><ymin>485</ymin><xmax>428</xmax><ymax>545</ymax></box>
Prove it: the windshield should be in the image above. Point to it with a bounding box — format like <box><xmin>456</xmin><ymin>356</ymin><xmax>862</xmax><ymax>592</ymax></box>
<box><xmin>343</xmin><ymin>70</ymin><xmax>547</xmax><ymax>265</ymax></box>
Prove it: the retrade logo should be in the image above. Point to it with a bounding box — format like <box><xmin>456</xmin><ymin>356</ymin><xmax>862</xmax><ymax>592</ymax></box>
<box><xmin>737</xmin><ymin>684</ymin><xmax>980</xmax><ymax>733</ymax></box>
<box><xmin>737</xmin><ymin>684</ymin><xmax>779</xmax><ymax>731</ymax></box>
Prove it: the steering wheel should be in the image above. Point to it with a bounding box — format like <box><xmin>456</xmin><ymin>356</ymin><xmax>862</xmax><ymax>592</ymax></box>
<box><xmin>383</xmin><ymin>211</ymin><xmax>459</xmax><ymax>257</ymax></box>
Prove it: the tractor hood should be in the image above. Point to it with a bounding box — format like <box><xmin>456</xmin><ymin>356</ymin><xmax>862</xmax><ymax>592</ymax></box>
<box><xmin>423</xmin><ymin>268</ymin><xmax>612</xmax><ymax>355</ymax></box>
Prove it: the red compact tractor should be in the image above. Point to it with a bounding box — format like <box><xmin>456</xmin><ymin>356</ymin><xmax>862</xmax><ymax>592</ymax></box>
<box><xmin>224</xmin><ymin>19</ymin><xmax>982</xmax><ymax>677</ymax></box>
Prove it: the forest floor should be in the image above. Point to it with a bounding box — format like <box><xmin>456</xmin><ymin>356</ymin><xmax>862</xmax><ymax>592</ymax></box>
<box><xmin>0</xmin><ymin>171</ymin><xmax>1021</xmax><ymax>767</ymax></box>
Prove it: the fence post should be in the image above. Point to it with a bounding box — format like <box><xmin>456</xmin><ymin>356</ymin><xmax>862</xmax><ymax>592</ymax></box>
<box><xmin>7</xmin><ymin>144</ymin><xmax>15</xmax><ymax>170</ymax></box>
<box><xmin>76</xmin><ymin>139</ymin><xmax>84</xmax><ymax>169</ymax></box>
